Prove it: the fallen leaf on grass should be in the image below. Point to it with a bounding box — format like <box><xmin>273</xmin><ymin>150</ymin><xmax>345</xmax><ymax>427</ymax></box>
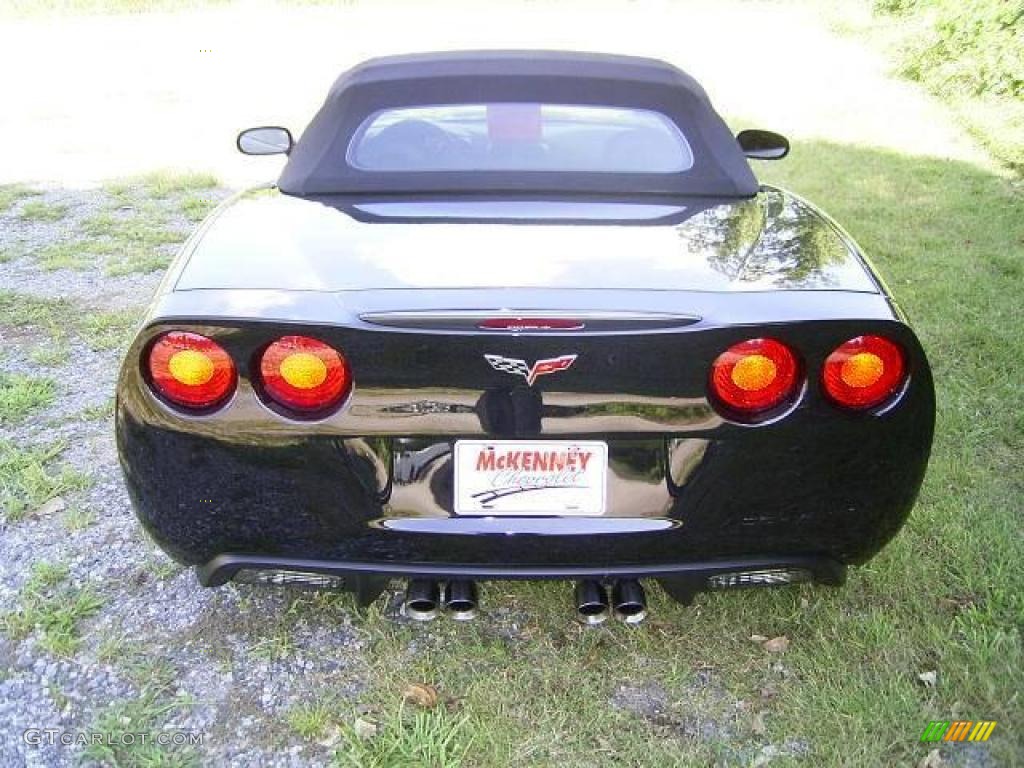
<box><xmin>751</xmin><ymin>712</ymin><xmax>767</xmax><ymax>736</ymax></box>
<box><xmin>762</xmin><ymin>636</ymin><xmax>790</xmax><ymax>653</ymax></box>
<box><xmin>32</xmin><ymin>496</ymin><xmax>66</xmax><ymax>518</ymax></box>
<box><xmin>353</xmin><ymin>716</ymin><xmax>378</xmax><ymax>740</ymax></box>
<box><xmin>917</xmin><ymin>748</ymin><xmax>944</xmax><ymax>768</ymax></box>
<box><xmin>402</xmin><ymin>682</ymin><xmax>439</xmax><ymax>708</ymax></box>
<box><xmin>317</xmin><ymin>724</ymin><xmax>342</xmax><ymax>748</ymax></box>
<box><xmin>917</xmin><ymin>670</ymin><xmax>937</xmax><ymax>687</ymax></box>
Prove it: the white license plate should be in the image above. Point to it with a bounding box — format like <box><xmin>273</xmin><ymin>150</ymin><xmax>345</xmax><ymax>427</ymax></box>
<box><xmin>453</xmin><ymin>440</ymin><xmax>607</xmax><ymax>516</ymax></box>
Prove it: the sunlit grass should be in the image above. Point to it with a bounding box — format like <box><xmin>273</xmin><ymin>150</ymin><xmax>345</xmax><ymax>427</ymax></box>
<box><xmin>35</xmin><ymin>240</ymin><xmax>95</xmax><ymax>271</ymax></box>
<box><xmin>0</xmin><ymin>560</ymin><xmax>103</xmax><ymax>656</ymax></box>
<box><xmin>104</xmin><ymin>169</ymin><xmax>219</xmax><ymax>201</ymax></box>
<box><xmin>18</xmin><ymin>199</ymin><xmax>68</xmax><ymax>222</ymax></box>
<box><xmin>0</xmin><ymin>183</ymin><xmax>40</xmax><ymax>212</ymax></box>
<box><xmin>80</xmin><ymin>308</ymin><xmax>141</xmax><ymax>350</ymax></box>
<box><xmin>0</xmin><ymin>373</ymin><xmax>55</xmax><ymax>424</ymax></box>
<box><xmin>0</xmin><ymin>439</ymin><xmax>91</xmax><ymax>522</ymax></box>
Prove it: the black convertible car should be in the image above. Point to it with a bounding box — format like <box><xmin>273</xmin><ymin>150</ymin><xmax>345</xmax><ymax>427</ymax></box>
<box><xmin>116</xmin><ymin>52</ymin><xmax>934</xmax><ymax>624</ymax></box>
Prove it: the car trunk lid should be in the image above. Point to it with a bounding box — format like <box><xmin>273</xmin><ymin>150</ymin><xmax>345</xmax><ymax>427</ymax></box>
<box><xmin>174</xmin><ymin>187</ymin><xmax>878</xmax><ymax>294</ymax></box>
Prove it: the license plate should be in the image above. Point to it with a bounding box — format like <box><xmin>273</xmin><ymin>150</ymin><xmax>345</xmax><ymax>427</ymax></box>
<box><xmin>453</xmin><ymin>440</ymin><xmax>607</xmax><ymax>516</ymax></box>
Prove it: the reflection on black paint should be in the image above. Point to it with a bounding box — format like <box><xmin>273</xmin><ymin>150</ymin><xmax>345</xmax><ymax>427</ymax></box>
<box><xmin>680</xmin><ymin>190</ymin><xmax>851</xmax><ymax>289</ymax></box>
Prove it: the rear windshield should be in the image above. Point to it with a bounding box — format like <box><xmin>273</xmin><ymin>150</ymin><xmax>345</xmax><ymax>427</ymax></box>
<box><xmin>346</xmin><ymin>103</ymin><xmax>694</xmax><ymax>174</ymax></box>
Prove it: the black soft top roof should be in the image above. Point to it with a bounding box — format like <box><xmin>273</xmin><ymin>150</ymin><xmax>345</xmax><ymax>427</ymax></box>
<box><xmin>278</xmin><ymin>51</ymin><xmax>758</xmax><ymax>199</ymax></box>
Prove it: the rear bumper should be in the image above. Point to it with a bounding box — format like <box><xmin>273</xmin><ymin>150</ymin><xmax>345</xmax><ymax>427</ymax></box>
<box><xmin>197</xmin><ymin>552</ymin><xmax>847</xmax><ymax>605</ymax></box>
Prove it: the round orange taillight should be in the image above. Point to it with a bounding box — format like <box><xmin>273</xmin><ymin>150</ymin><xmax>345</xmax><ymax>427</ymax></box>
<box><xmin>258</xmin><ymin>335</ymin><xmax>351</xmax><ymax>416</ymax></box>
<box><xmin>822</xmin><ymin>335</ymin><xmax>906</xmax><ymax>410</ymax></box>
<box><xmin>710</xmin><ymin>338</ymin><xmax>801</xmax><ymax>419</ymax></box>
<box><xmin>147</xmin><ymin>331</ymin><xmax>236</xmax><ymax>411</ymax></box>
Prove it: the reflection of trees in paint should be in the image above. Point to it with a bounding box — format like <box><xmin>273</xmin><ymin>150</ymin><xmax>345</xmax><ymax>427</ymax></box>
<box><xmin>678</xmin><ymin>190</ymin><xmax>849</xmax><ymax>289</ymax></box>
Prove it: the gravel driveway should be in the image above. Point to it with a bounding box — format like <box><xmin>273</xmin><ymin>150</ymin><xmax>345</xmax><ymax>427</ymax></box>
<box><xmin>0</xmin><ymin>180</ymin><xmax>386</xmax><ymax>767</ymax></box>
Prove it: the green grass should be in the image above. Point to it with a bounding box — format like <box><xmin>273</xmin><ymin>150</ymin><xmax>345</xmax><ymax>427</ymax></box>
<box><xmin>80</xmin><ymin>209</ymin><xmax>186</xmax><ymax>276</ymax></box>
<box><xmin>0</xmin><ymin>291</ymin><xmax>141</xmax><ymax>367</ymax></box>
<box><xmin>0</xmin><ymin>561</ymin><xmax>103</xmax><ymax>656</ymax></box>
<box><xmin>0</xmin><ymin>373</ymin><xmax>55</xmax><ymax>424</ymax></box>
<box><xmin>147</xmin><ymin>556</ymin><xmax>181</xmax><ymax>581</ymax></box>
<box><xmin>80</xmin><ymin>308</ymin><xmax>140</xmax><ymax>350</ymax></box>
<box><xmin>83</xmin><ymin>677</ymin><xmax>198</xmax><ymax>768</ymax></box>
<box><xmin>18</xmin><ymin>199</ymin><xmax>68</xmax><ymax>222</ymax></box>
<box><xmin>96</xmin><ymin>628</ymin><xmax>129</xmax><ymax>664</ymax></box>
<box><xmin>0</xmin><ymin>291</ymin><xmax>73</xmax><ymax>331</ymax></box>
<box><xmin>287</xmin><ymin>700</ymin><xmax>340</xmax><ymax>741</ymax></box>
<box><xmin>29</xmin><ymin>342</ymin><xmax>70</xmax><ymax>367</ymax></box>
<box><xmin>75</xmin><ymin>173</ymin><xmax>219</xmax><ymax>275</ymax></box>
<box><xmin>0</xmin><ymin>244</ymin><xmax>25</xmax><ymax>264</ymax></box>
<box><xmin>79</xmin><ymin>398</ymin><xmax>115</xmax><ymax>421</ymax></box>
<box><xmin>0</xmin><ymin>183</ymin><xmax>41</xmax><ymax>212</ymax></box>
<box><xmin>249</xmin><ymin>630</ymin><xmax>297</xmax><ymax>662</ymax></box>
<box><xmin>180</xmin><ymin>193</ymin><xmax>220</xmax><ymax>223</ymax></box>
<box><xmin>0</xmin><ymin>439</ymin><xmax>91</xmax><ymax>522</ymax></box>
<box><xmin>334</xmin><ymin>704</ymin><xmax>474</xmax><ymax>768</ymax></box>
<box><xmin>63</xmin><ymin>506</ymin><xmax>96</xmax><ymax>532</ymax></box>
<box><xmin>868</xmin><ymin>0</ymin><xmax>1024</xmax><ymax>172</ymax></box>
<box><xmin>0</xmin><ymin>291</ymin><xmax>75</xmax><ymax>359</ymax></box>
<box><xmin>104</xmin><ymin>170</ymin><xmax>219</xmax><ymax>201</ymax></box>
<box><xmin>34</xmin><ymin>240</ymin><xmax>95</xmax><ymax>271</ymax></box>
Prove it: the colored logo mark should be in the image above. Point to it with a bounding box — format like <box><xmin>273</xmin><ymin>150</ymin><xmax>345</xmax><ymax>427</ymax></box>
<box><xmin>920</xmin><ymin>721</ymin><xmax>996</xmax><ymax>742</ymax></box>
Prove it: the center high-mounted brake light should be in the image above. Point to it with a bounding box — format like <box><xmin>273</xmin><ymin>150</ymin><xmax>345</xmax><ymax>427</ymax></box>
<box><xmin>258</xmin><ymin>335</ymin><xmax>352</xmax><ymax>416</ymax></box>
<box><xmin>709</xmin><ymin>337</ymin><xmax>800</xmax><ymax>420</ymax></box>
<box><xmin>147</xmin><ymin>331</ymin><xmax>236</xmax><ymax>411</ymax></box>
<box><xmin>477</xmin><ymin>317</ymin><xmax>585</xmax><ymax>331</ymax></box>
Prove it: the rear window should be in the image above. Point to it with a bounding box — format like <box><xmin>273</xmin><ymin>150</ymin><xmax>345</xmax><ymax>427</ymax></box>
<box><xmin>346</xmin><ymin>103</ymin><xmax>694</xmax><ymax>174</ymax></box>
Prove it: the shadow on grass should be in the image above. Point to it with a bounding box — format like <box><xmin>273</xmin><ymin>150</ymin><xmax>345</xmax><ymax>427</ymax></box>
<box><xmin>253</xmin><ymin>144</ymin><xmax>1022</xmax><ymax>768</ymax></box>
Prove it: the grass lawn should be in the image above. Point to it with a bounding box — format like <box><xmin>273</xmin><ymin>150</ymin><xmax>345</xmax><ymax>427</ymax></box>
<box><xmin>1</xmin><ymin>148</ymin><xmax>1018</xmax><ymax>766</ymax></box>
<box><xmin>259</xmin><ymin>142</ymin><xmax>1021</xmax><ymax>767</ymax></box>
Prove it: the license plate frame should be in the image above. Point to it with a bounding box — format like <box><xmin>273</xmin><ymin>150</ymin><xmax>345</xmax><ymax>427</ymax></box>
<box><xmin>452</xmin><ymin>439</ymin><xmax>608</xmax><ymax>516</ymax></box>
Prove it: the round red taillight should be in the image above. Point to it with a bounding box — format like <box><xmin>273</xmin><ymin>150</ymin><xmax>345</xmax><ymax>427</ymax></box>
<box><xmin>259</xmin><ymin>335</ymin><xmax>351</xmax><ymax>415</ymax></box>
<box><xmin>822</xmin><ymin>335</ymin><xmax>906</xmax><ymax>410</ymax></box>
<box><xmin>147</xmin><ymin>331</ymin><xmax>236</xmax><ymax>411</ymax></box>
<box><xmin>710</xmin><ymin>338</ymin><xmax>801</xmax><ymax>419</ymax></box>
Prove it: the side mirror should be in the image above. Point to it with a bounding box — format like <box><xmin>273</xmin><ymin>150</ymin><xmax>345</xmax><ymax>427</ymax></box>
<box><xmin>736</xmin><ymin>129</ymin><xmax>789</xmax><ymax>160</ymax></box>
<box><xmin>237</xmin><ymin>126</ymin><xmax>293</xmax><ymax>156</ymax></box>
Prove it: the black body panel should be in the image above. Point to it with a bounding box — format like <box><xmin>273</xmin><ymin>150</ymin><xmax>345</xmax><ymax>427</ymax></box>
<box><xmin>116</xmin><ymin>316</ymin><xmax>933</xmax><ymax>572</ymax></box>
<box><xmin>117</xmin><ymin>169</ymin><xmax>934</xmax><ymax>597</ymax></box>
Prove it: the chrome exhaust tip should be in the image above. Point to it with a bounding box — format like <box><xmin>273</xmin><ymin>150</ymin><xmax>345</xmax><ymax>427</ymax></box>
<box><xmin>442</xmin><ymin>580</ymin><xmax>479</xmax><ymax>621</ymax></box>
<box><xmin>574</xmin><ymin>580</ymin><xmax>610</xmax><ymax>625</ymax></box>
<box><xmin>612</xmin><ymin>579</ymin><xmax>647</xmax><ymax>624</ymax></box>
<box><xmin>403</xmin><ymin>579</ymin><xmax>440</xmax><ymax>621</ymax></box>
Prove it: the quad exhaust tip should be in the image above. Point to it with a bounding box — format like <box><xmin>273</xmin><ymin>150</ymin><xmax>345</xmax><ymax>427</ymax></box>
<box><xmin>612</xmin><ymin>579</ymin><xmax>648</xmax><ymax>625</ymax></box>
<box><xmin>403</xmin><ymin>579</ymin><xmax>440</xmax><ymax>621</ymax></box>
<box><xmin>403</xmin><ymin>579</ymin><xmax>480</xmax><ymax>621</ymax></box>
<box><xmin>442</xmin><ymin>580</ymin><xmax>479</xmax><ymax>621</ymax></box>
<box><xmin>575</xmin><ymin>579</ymin><xmax>648</xmax><ymax>625</ymax></box>
<box><xmin>406</xmin><ymin>578</ymin><xmax>645</xmax><ymax>625</ymax></box>
<box><xmin>574</xmin><ymin>580</ymin><xmax>611</xmax><ymax>625</ymax></box>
